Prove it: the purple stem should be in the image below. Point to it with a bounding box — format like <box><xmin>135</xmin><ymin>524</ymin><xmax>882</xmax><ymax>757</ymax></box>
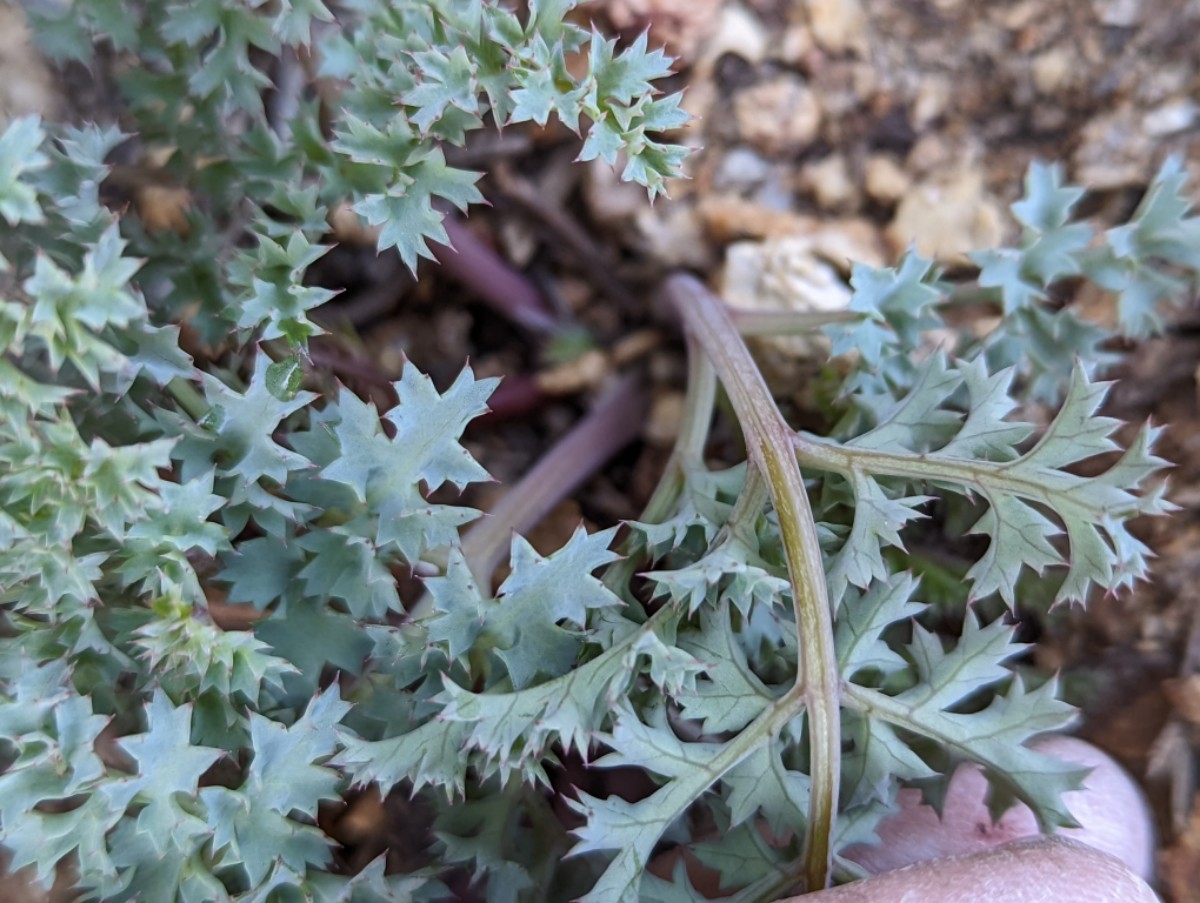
<box><xmin>470</xmin><ymin>373</ymin><xmax>545</xmax><ymax>425</ymax></box>
<box><xmin>461</xmin><ymin>374</ymin><xmax>648</xmax><ymax>586</ymax></box>
<box><xmin>433</xmin><ymin>216</ymin><xmax>560</xmax><ymax>337</ymax></box>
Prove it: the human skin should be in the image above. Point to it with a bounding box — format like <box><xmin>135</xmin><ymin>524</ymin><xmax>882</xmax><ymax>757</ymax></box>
<box><xmin>648</xmin><ymin>735</ymin><xmax>1159</xmax><ymax>899</ymax></box>
<box><xmin>785</xmin><ymin>836</ymin><xmax>1159</xmax><ymax>903</ymax></box>
<box><xmin>842</xmin><ymin>735</ymin><xmax>1156</xmax><ymax>880</ymax></box>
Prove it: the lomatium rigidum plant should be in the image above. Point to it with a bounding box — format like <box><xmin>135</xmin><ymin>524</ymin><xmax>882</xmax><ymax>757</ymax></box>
<box><xmin>0</xmin><ymin>0</ymin><xmax>1188</xmax><ymax>900</ymax></box>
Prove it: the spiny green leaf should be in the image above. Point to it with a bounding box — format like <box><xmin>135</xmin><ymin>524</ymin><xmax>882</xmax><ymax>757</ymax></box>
<box><xmin>631</xmin><ymin>465</ymin><xmax>745</xmax><ymax>560</ymax></box>
<box><xmin>272</xmin><ymin>0</ymin><xmax>334</xmax><ymax>46</ymax></box>
<box><xmin>182</xmin><ymin>352</ymin><xmax>316</xmax><ymax>488</ymax></box>
<box><xmin>296</xmin><ymin>527</ymin><xmax>401</xmax><ymax>619</ymax></box>
<box><xmin>835</xmin><ymin>574</ymin><xmax>926</xmax><ymax>681</ymax></box>
<box><xmin>722</xmin><ymin>740</ymin><xmax>809</xmax><ymax>837</ymax></box>
<box><xmin>320</xmin><ymin>365</ymin><xmax>494</xmax><ymax>562</ymax></box>
<box><xmin>845</xmin><ymin>609</ymin><xmax>1083</xmax><ymax>829</ymax></box>
<box><xmin>1011</xmin><ymin>161</ymin><xmax>1085</xmax><ymax>232</ymax></box>
<box><xmin>808</xmin><ymin>355</ymin><xmax>1171</xmax><ymax>606</ymax></box>
<box><xmin>824</xmin><ymin>477</ymin><xmax>931</xmax><ymax>607</ymax></box>
<box><xmin>117</xmin><ymin>692</ymin><xmax>224</xmax><ymax>854</ymax></box>
<box><xmin>353</xmin><ymin>152</ymin><xmax>483</xmax><ymax>272</ymax></box>
<box><xmin>424</xmin><ymin>548</ymin><xmax>490</xmax><ymax>659</ymax></box>
<box><xmin>436</xmin><ymin>609</ymin><xmax>692</xmax><ymax>784</ymax></box>
<box><xmin>677</xmin><ymin>607</ymin><xmax>775</xmax><ymax>735</ymax></box>
<box><xmin>486</xmin><ymin>526</ymin><xmax>622</xmax><ymax>688</ymax></box>
<box><xmin>571</xmin><ymin>707</ymin><xmax>731</xmax><ymax>903</ymax></box>
<box><xmin>403</xmin><ymin>46</ymin><xmax>480</xmax><ymax>135</ymax></box>
<box><xmin>840</xmin><ymin>712</ymin><xmax>935</xmax><ymax>808</ymax></box>
<box><xmin>255</xmin><ymin>599</ymin><xmax>374</xmax><ymax>682</ymax></box>
<box><xmin>825</xmin><ymin>253</ymin><xmax>941</xmax><ymax>371</ymax></box>
<box><xmin>436</xmin><ymin>793</ymin><xmax>538</xmax><ymax>903</ymax></box>
<box><xmin>134</xmin><ymin>607</ymin><xmax>295</xmax><ymax>704</ymax></box>
<box><xmin>686</xmin><ymin>823</ymin><xmax>789</xmax><ymax>899</ymax></box>
<box><xmin>587</xmin><ymin>30</ymin><xmax>672</xmax><ymax>106</ymax></box>
<box><xmin>337</xmin><ymin>716</ymin><xmax>471</xmax><ymax>801</ymax></box>
<box><xmin>0</xmin><ymin>116</ymin><xmax>49</xmax><ymax>225</ymax></box>
<box><xmin>219</xmin><ymin>533</ymin><xmax>306</xmax><ymax>610</ymax></box>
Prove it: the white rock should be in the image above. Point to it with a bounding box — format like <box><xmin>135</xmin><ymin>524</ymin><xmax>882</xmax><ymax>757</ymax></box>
<box><xmin>1031</xmin><ymin>47</ymin><xmax>1074</xmax><ymax>95</ymax></box>
<box><xmin>604</xmin><ymin>0</ymin><xmax>723</xmax><ymax>61</ymax></box>
<box><xmin>734</xmin><ymin>75</ymin><xmax>822</xmax><ymax>157</ymax></box>
<box><xmin>1092</xmin><ymin>0</ymin><xmax>1141</xmax><ymax>27</ymax></box>
<box><xmin>0</xmin><ymin>5</ymin><xmax>60</xmax><ymax>126</ymax></box>
<box><xmin>886</xmin><ymin>168</ymin><xmax>1005</xmax><ymax>262</ymax></box>
<box><xmin>801</xmin><ymin>154</ymin><xmax>858</xmax><ymax>211</ymax></box>
<box><xmin>635</xmin><ymin>203</ymin><xmax>713</xmax><ymax>268</ymax></box>
<box><xmin>864</xmin><ymin>154</ymin><xmax>910</xmax><ymax>205</ymax></box>
<box><xmin>808</xmin><ymin>218</ymin><xmax>886</xmax><ymax>271</ymax></box>
<box><xmin>582</xmin><ymin>158</ymin><xmax>650</xmax><ymax>226</ymax></box>
<box><xmin>696</xmin><ymin>2</ymin><xmax>769</xmax><ymax>68</ymax></box>
<box><xmin>713</xmin><ymin>146</ymin><xmax>775</xmax><ymax>192</ymax></box>
<box><xmin>778</xmin><ymin>22</ymin><xmax>815</xmax><ymax>67</ymax></box>
<box><xmin>1143</xmin><ymin>100</ymin><xmax>1197</xmax><ymax>137</ymax></box>
<box><xmin>912</xmin><ymin>75</ymin><xmax>952</xmax><ymax>129</ymax></box>
<box><xmin>1074</xmin><ymin>107</ymin><xmax>1153</xmax><ymax>190</ymax></box>
<box><xmin>721</xmin><ymin>237</ymin><xmax>852</xmax><ymax>361</ymax></box>
<box><xmin>805</xmin><ymin>0</ymin><xmax>868</xmax><ymax>56</ymax></box>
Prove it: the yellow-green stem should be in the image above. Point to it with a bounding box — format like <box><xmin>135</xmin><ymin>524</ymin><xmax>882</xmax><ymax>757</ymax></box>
<box><xmin>602</xmin><ymin>337</ymin><xmax>718</xmax><ymax>603</ymax></box>
<box><xmin>663</xmin><ymin>273</ymin><xmax>841</xmax><ymax>891</ymax></box>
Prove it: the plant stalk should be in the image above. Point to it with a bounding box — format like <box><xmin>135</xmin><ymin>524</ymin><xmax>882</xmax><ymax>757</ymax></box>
<box><xmin>729</xmin><ymin>307</ymin><xmax>859</xmax><ymax>336</ymax></box>
<box><xmin>461</xmin><ymin>374</ymin><xmax>648</xmax><ymax>589</ymax></box>
<box><xmin>167</xmin><ymin>377</ymin><xmax>210</xmax><ymax>420</ymax></box>
<box><xmin>435</xmin><ymin>216</ymin><xmax>561</xmax><ymax>337</ymax></box>
<box><xmin>663</xmin><ymin>273</ymin><xmax>841</xmax><ymax>891</ymax></box>
<box><xmin>601</xmin><ymin>335</ymin><xmax>717</xmax><ymax>605</ymax></box>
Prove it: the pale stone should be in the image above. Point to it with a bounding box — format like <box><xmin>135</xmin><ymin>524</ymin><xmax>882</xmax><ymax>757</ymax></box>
<box><xmin>778</xmin><ymin>22</ymin><xmax>815</xmax><ymax>67</ymax></box>
<box><xmin>643</xmin><ymin>391</ymin><xmax>687</xmax><ymax>447</ymax></box>
<box><xmin>886</xmin><ymin>169</ymin><xmax>1006</xmax><ymax>263</ymax></box>
<box><xmin>995</xmin><ymin>0</ymin><xmax>1043</xmax><ymax>30</ymax></box>
<box><xmin>135</xmin><ymin>185</ymin><xmax>194</xmax><ymax>236</ymax></box>
<box><xmin>697</xmin><ymin>2</ymin><xmax>769</xmax><ymax>67</ymax></box>
<box><xmin>806</xmin><ymin>0</ymin><xmax>868</xmax><ymax>56</ymax></box>
<box><xmin>635</xmin><ymin>202</ymin><xmax>714</xmax><ymax>269</ymax></box>
<box><xmin>0</xmin><ymin>5</ymin><xmax>60</xmax><ymax>127</ymax></box>
<box><xmin>1143</xmin><ymin>100</ymin><xmax>1197</xmax><ymax>137</ymax></box>
<box><xmin>906</xmin><ymin>133</ymin><xmax>956</xmax><ymax>174</ymax></box>
<box><xmin>1074</xmin><ymin>107</ymin><xmax>1154</xmax><ymax>190</ymax></box>
<box><xmin>1092</xmin><ymin>0</ymin><xmax>1141</xmax><ymax>27</ymax></box>
<box><xmin>713</xmin><ymin>146</ymin><xmax>775</xmax><ymax>193</ymax></box>
<box><xmin>536</xmin><ymin>349</ymin><xmax>609</xmax><ymax>396</ymax></box>
<box><xmin>605</xmin><ymin>0</ymin><xmax>724</xmax><ymax>60</ymax></box>
<box><xmin>1138</xmin><ymin>65</ymin><xmax>1191</xmax><ymax>105</ymax></box>
<box><xmin>912</xmin><ymin>75</ymin><xmax>952</xmax><ymax>129</ymax></box>
<box><xmin>582</xmin><ymin>158</ymin><xmax>651</xmax><ymax>225</ymax></box>
<box><xmin>497</xmin><ymin>217</ymin><xmax>537</xmax><ymax>267</ymax></box>
<box><xmin>734</xmin><ymin>75</ymin><xmax>822</xmax><ymax>157</ymax></box>
<box><xmin>721</xmin><ymin>236</ymin><xmax>852</xmax><ymax>361</ymax></box>
<box><xmin>1031</xmin><ymin>47</ymin><xmax>1073</xmax><ymax>94</ymax></box>
<box><xmin>800</xmin><ymin>154</ymin><xmax>858</xmax><ymax>211</ymax></box>
<box><xmin>697</xmin><ymin>194</ymin><xmax>821</xmax><ymax>243</ymax></box>
<box><xmin>680</xmin><ymin>76</ymin><xmax>717</xmax><ymax>123</ymax></box>
<box><xmin>851</xmin><ymin>61</ymin><xmax>878</xmax><ymax>101</ymax></box>
<box><xmin>864</xmin><ymin>154</ymin><xmax>910</xmax><ymax>205</ymax></box>
<box><xmin>809</xmin><ymin>218</ymin><xmax>886</xmax><ymax>271</ymax></box>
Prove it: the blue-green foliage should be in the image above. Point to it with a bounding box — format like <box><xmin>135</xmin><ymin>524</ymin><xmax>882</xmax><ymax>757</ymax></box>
<box><xmin>827</xmin><ymin>160</ymin><xmax>1200</xmax><ymax>414</ymax></box>
<box><xmin>0</xmin><ymin>0</ymin><xmax>693</xmax><ymax>895</ymax></box>
<box><xmin>28</xmin><ymin>0</ymin><xmax>689</xmax><ymax>341</ymax></box>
